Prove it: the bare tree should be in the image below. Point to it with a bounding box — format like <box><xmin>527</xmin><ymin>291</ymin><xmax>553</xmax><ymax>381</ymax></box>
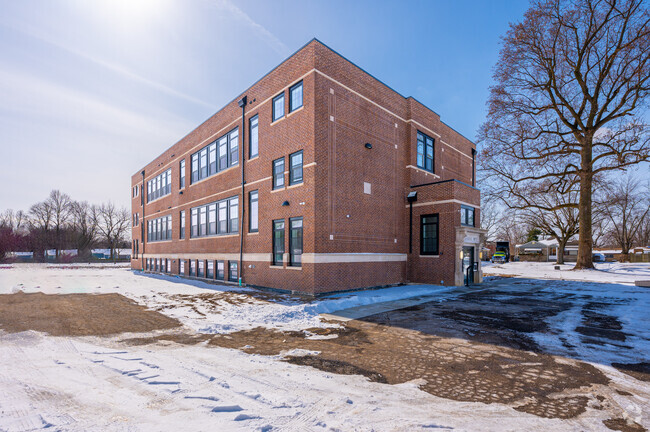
<box><xmin>636</xmin><ymin>213</ymin><xmax>650</xmax><ymax>246</ymax></box>
<box><xmin>480</xmin><ymin>0</ymin><xmax>650</xmax><ymax>269</ymax></box>
<box><xmin>29</xmin><ymin>200</ymin><xmax>54</xmax><ymax>261</ymax></box>
<box><xmin>480</xmin><ymin>195</ymin><xmax>501</xmax><ymax>241</ymax></box>
<box><xmin>494</xmin><ymin>209</ymin><xmax>529</xmax><ymax>249</ymax></box>
<box><xmin>71</xmin><ymin>201</ymin><xmax>97</xmax><ymax>259</ymax></box>
<box><xmin>47</xmin><ymin>190</ymin><xmax>72</xmax><ymax>258</ymax></box>
<box><xmin>95</xmin><ymin>202</ymin><xmax>130</xmax><ymax>261</ymax></box>
<box><xmin>601</xmin><ymin>176</ymin><xmax>650</xmax><ymax>260</ymax></box>
<box><xmin>523</xmin><ymin>188</ymin><xmax>580</xmax><ymax>264</ymax></box>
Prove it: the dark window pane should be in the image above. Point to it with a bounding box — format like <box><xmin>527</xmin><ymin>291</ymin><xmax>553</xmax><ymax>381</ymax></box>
<box><xmin>273</xmin><ymin>93</ymin><xmax>284</xmax><ymax>121</ymax></box>
<box><xmin>290</xmin><ymin>82</ymin><xmax>303</xmax><ymax>112</ymax></box>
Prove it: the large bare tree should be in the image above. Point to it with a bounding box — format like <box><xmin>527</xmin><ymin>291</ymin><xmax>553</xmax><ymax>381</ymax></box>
<box><xmin>95</xmin><ymin>202</ymin><xmax>130</xmax><ymax>261</ymax></box>
<box><xmin>71</xmin><ymin>201</ymin><xmax>97</xmax><ymax>259</ymax></box>
<box><xmin>28</xmin><ymin>200</ymin><xmax>54</xmax><ymax>261</ymax></box>
<box><xmin>480</xmin><ymin>0</ymin><xmax>650</xmax><ymax>269</ymax></box>
<box><xmin>47</xmin><ymin>190</ymin><xmax>72</xmax><ymax>258</ymax></box>
<box><xmin>601</xmin><ymin>175</ymin><xmax>650</xmax><ymax>259</ymax></box>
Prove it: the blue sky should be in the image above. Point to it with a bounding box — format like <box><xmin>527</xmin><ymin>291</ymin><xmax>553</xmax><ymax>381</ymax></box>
<box><xmin>0</xmin><ymin>0</ymin><xmax>530</xmax><ymax>212</ymax></box>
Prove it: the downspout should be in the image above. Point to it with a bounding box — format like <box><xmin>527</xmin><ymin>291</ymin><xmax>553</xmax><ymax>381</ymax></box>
<box><xmin>140</xmin><ymin>170</ymin><xmax>145</xmax><ymax>271</ymax></box>
<box><xmin>237</xmin><ymin>95</ymin><xmax>247</xmax><ymax>286</ymax></box>
<box><xmin>409</xmin><ymin>202</ymin><xmax>413</xmax><ymax>254</ymax></box>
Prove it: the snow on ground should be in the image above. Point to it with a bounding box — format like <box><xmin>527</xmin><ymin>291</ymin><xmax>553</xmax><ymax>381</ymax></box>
<box><xmin>0</xmin><ymin>264</ymin><xmax>454</xmax><ymax>335</ymax></box>
<box><xmin>0</xmin><ymin>330</ymin><xmax>600</xmax><ymax>432</ymax></box>
<box><xmin>483</xmin><ymin>261</ymin><xmax>650</xmax><ymax>284</ymax></box>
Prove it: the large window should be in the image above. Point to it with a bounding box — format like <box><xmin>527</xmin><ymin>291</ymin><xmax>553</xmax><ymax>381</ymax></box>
<box><xmin>273</xmin><ymin>157</ymin><xmax>285</xmax><ymax>189</ymax></box>
<box><xmin>190</xmin><ymin>196</ymin><xmax>238</xmax><ymax>238</ymax></box>
<box><xmin>289</xmin><ymin>81</ymin><xmax>303</xmax><ymax>112</ymax></box>
<box><xmin>461</xmin><ymin>206</ymin><xmax>475</xmax><ymax>227</ymax></box>
<box><xmin>289</xmin><ymin>151</ymin><xmax>303</xmax><ymax>185</ymax></box>
<box><xmin>191</xmin><ymin>128</ymin><xmax>238</xmax><ymax>184</ymax></box>
<box><xmin>272</xmin><ymin>219</ymin><xmax>285</xmax><ymax>265</ymax></box>
<box><xmin>249</xmin><ymin>190</ymin><xmax>259</xmax><ymax>233</ymax></box>
<box><xmin>147</xmin><ymin>215</ymin><xmax>172</xmax><ymax>242</ymax></box>
<box><xmin>180</xmin><ymin>210</ymin><xmax>185</xmax><ymax>239</ymax></box>
<box><xmin>180</xmin><ymin>159</ymin><xmax>186</xmax><ymax>189</ymax></box>
<box><xmin>190</xmin><ymin>260</ymin><xmax>196</xmax><ymax>277</ymax></box>
<box><xmin>416</xmin><ymin>131</ymin><xmax>434</xmax><ymax>173</ymax></box>
<box><xmin>249</xmin><ymin>115</ymin><xmax>259</xmax><ymax>158</ymax></box>
<box><xmin>147</xmin><ymin>169</ymin><xmax>172</xmax><ymax>202</ymax></box>
<box><xmin>289</xmin><ymin>217</ymin><xmax>303</xmax><ymax>267</ymax></box>
<box><xmin>421</xmin><ymin>214</ymin><xmax>439</xmax><ymax>255</ymax></box>
<box><xmin>272</xmin><ymin>93</ymin><xmax>284</xmax><ymax>122</ymax></box>
<box><xmin>198</xmin><ymin>260</ymin><xmax>205</xmax><ymax>278</ymax></box>
<box><xmin>207</xmin><ymin>261</ymin><xmax>214</xmax><ymax>279</ymax></box>
<box><xmin>180</xmin><ymin>260</ymin><xmax>185</xmax><ymax>275</ymax></box>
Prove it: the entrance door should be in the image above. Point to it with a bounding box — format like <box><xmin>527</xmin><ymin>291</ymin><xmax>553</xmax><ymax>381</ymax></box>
<box><xmin>462</xmin><ymin>246</ymin><xmax>474</xmax><ymax>285</ymax></box>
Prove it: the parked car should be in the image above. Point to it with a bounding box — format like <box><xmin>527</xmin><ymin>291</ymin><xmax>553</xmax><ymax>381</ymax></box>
<box><xmin>491</xmin><ymin>251</ymin><xmax>507</xmax><ymax>263</ymax></box>
<box><xmin>592</xmin><ymin>253</ymin><xmax>606</xmax><ymax>262</ymax></box>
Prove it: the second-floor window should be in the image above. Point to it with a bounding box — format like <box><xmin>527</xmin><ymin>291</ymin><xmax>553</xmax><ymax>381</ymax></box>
<box><xmin>461</xmin><ymin>206</ymin><xmax>475</xmax><ymax>227</ymax></box>
<box><xmin>180</xmin><ymin>210</ymin><xmax>185</xmax><ymax>239</ymax></box>
<box><xmin>273</xmin><ymin>157</ymin><xmax>285</xmax><ymax>189</ymax></box>
<box><xmin>190</xmin><ymin>196</ymin><xmax>238</xmax><ymax>238</ymax></box>
<box><xmin>147</xmin><ymin>215</ymin><xmax>172</xmax><ymax>242</ymax></box>
<box><xmin>272</xmin><ymin>93</ymin><xmax>284</xmax><ymax>122</ymax></box>
<box><xmin>249</xmin><ymin>190</ymin><xmax>258</xmax><ymax>232</ymax></box>
<box><xmin>417</xmin><ymin>131</ymin><xmax>434</xmax><ymax>173</ymax></box>
<box><xmin>180</xmin><ymin>159</ymin><xmax>185</xmax><ymax>189</ymax></box>
<box><xmin>289</xmin><ymin>150</ymin><xmax>303</xmax><ymax>185</ymax></box>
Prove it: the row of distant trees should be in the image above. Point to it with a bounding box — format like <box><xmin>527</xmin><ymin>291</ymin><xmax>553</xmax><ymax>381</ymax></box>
<box><xmin>481</xmin><ymin>174</ymin><xmax>650</xmax><ymax>263</ymax></box>
<box><xmin>0</xmin><ymin>190</ymin><xmax>131</xmax><ymax>262</ymax></box>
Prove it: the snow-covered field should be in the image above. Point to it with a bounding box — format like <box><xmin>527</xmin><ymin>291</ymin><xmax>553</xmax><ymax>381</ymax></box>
<box><xmin>1</xmin><ymin>264</ymin><xmax>649</xmax><ymax>431</ymax></box>
<box><xmin>483</xmin><ymin>261</ymin><xmax>650</xmax><ymax>284</ymax></box>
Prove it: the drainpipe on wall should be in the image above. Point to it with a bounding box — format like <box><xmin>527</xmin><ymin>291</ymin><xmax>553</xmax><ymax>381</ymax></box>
<box><xmin>407</xmin><ymin>191</ymin><xmax>418</xmax><ymax>254</ymax></box>
<box><xmin>140</xmin><ymin>170</ymin><xmax>145</xmax><ymax>271</ymax></box>
<box><xmin>237</xmin><ymin>95</ymin><xmax>247</xmax><ymax>286</ymax></box>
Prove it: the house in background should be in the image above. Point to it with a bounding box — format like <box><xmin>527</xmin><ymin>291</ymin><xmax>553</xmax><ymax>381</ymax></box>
<box><xmin>515</xmin><ymin>240</ymin><xmax>558</xmax><ymax>262</ymax></box>
<box><xmin>131</xmin><ymin>39</ymin><xmax>485</xmax><ymax>295</ymax></box>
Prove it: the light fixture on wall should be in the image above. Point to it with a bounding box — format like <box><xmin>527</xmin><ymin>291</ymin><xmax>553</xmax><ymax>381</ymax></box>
<box><xmin>364</xmin><ymin>143</ymin><xmax>372</xmax><ymax>149</ymax></box>
<box><xmin>282</xmin><ymin>201</ymin><xmax>290</xmax><ymax>206</ymax></box>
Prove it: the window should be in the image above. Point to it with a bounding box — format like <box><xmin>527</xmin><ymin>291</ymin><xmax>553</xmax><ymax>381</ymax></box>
<box><xmin>190</xmin><ymin>260</ymin><xmax>196</xmax><ymax>277</ymax></box>
<box><xmin>273</xmin><ymin>219</ymin><xmax>285</xmax><ymax>265</ymax></box>
<box><xmin>416</xmin><ymin>131</ymin><xmax>434</xmax><ymax>173</ymax></box>
<box><xmin>217</xmin><ymin>261</ymin><xmax>224</xmax><ymax>280</ymax></box>
<box><xmin>207</xmin><ymin>261</ymin><xmax>214</xmax><ymax>279</ymax></box>
<box><xmin>421</xmin><ymin>214</ymin><xmax>439</xmax><ymax>255</ymax></box>
<box><xmin>198</xmin><ymin>260</ymin><xmax>205</xmax><ymax>278</ymax></box>
<box><xmin>191</xmin><ymin>208</ymin><xmax>198</xmax><ymax>237</ymax></box>
<box><xmin>147</xmin><ymin>169</ymin><xmax>172</xmax><ymax>202</ymax></box>
<box><xmin>289</xmin><ymin>217</ymin><xmax>303</xmax><ymax>267</ymax></box>
<box><xmin>161</xmin><ymin>259</ymin><xmax>166</xmax><ymax>273</ymax></box>
<box><xmin>190</xmin><ymin>196</ymin><xmax>238</xmax><ymax>238</ymax></box>
<box><xmin>180</xmin><ymin>210</ymin><xmax>185</xmax><ymax>239</ymax></box>
<box><xmin>249</xmin><ymin>190</ymin><xmax>258</xmax><ymax>232</ymax></box>
<box><xmin>249</xmin><ymin>115</ymin><xmax>258</xmax><ymax>158</ymax></box>
<box><xmin>289</xmin><ymin>81</ymin><xmax>303</xmax><ymax>112</ymax></box>
<box><xmin>272</xmin><ymin>93</ymin><xmax>284</xmax><ymax>122</ymax></box>
<box><xmin>167</xmin><ymin>259</ymin><xmax>171</xmax><ymax>273</ymax></box>
<box><xmin>148</xmin><ymin>215</ymin><xmax>172</xmax><ymax>242</ymax></box>
<box><xmin>180</xmin><ymin>259</ymin><xmax>185</xmax><ymax>275</ymax></box>
<box><xmin>229</xmin><ymin>261</ymin><xmax>238</xmax><ymax>282</ymax></box>
<box><xmin>461</xmin><ymin>206</ymin><xmax>475</xmax><ymax>227</ymax></box>
<box><xmin>273</xmin><ymin>158</ymin><xmax>285</xmax><ymax>189</ymax></box>
<box><xmin>180</xmin><ymin>159</ymin><xmax>186</xmax><ymax>188</ymax></box>
<box><xmin>191</xmin><ymin>128</ymin><xmax>239</xmax><ymax>184</ymax></box>
<box><xmin>289</xmin><ymin>151</ymin><xmax>303</xmax><ymax>185</ymax></box>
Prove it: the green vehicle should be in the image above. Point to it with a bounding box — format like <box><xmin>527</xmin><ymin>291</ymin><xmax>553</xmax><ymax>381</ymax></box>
<box><xmin>491</xmin><ymin>251</ymin><xmax>507</xmax><ymax>263</ymax></box>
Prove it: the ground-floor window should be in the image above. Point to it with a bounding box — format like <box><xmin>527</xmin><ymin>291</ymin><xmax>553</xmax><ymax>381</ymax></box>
<box><xmin>190</xmin><ymin>260</ymin><xmax>196</xmax><ymax>276</ymax></box>
<box><xmin>289</xmin><ymin>217</ymin><xmax>303</xmax><ymax>267</ymax></box>
<box><xmin>229</xmin><ymin>261</ymin><xmax>238</xmax><ymax>282</ymax></box>
<box><xmin>207</xmin><ymin>261</ymin><xmax>214</xmax><ymax>278</ymax></box>
<box><xmin>273</xmin><ymin>220</ymin><xmax>285</xmax><ymax>265</ymax></box>
<box><xmin>421</xmin><ymin>214</ymin><xmax>439</xmax><ymax>255</ymax></box>
<box><xmin>161</xmin><ymin>259</ymin><xmax>166</xmax><ymax>273</ymax></box>
<box><xmin>167</xmin><ymin>259</ymin><xmax>171</xmax><ymax>273</ymax></box>
<box><xmin>198</xmin><ymin>260</ymin><xmax>205</xmax><ymax>278</ymax></box>
<box><xmin>179</xmin><ymin>260</ymin><xmax>185</xmax><ymax>275</ymax></box>
<box><xmin>217</xmin><ymin>261</ymin><xmax>224</xmax><ymax>280</ymax></box>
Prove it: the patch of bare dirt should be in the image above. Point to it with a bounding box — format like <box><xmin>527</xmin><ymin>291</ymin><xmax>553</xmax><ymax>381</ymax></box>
<box><xmin>603</xmin><ymin>418</ymin><xmax>648</xmax><ymax>432</ymax></box>
<box><xmin>0</xmin><ymin>292</ymin><xmax>180</xmax><ymax>336</ymax></box>
<box><xmin>611</xmin><ymin>362</ymin><xmax>650</xmax><ymax>382</ymax></box>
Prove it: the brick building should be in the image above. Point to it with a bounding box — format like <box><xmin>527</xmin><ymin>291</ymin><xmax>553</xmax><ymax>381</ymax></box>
<box><xmin>131</xmin><ymin>39</ymin><xmax>486</xmax><ymax>295</ymax></box>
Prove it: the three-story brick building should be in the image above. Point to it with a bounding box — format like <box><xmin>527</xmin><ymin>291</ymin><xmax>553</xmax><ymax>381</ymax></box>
<box><xmin>131</xmin><ymin>39</ymin><xmax>485</xmax><ymax>295</ymax></box>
